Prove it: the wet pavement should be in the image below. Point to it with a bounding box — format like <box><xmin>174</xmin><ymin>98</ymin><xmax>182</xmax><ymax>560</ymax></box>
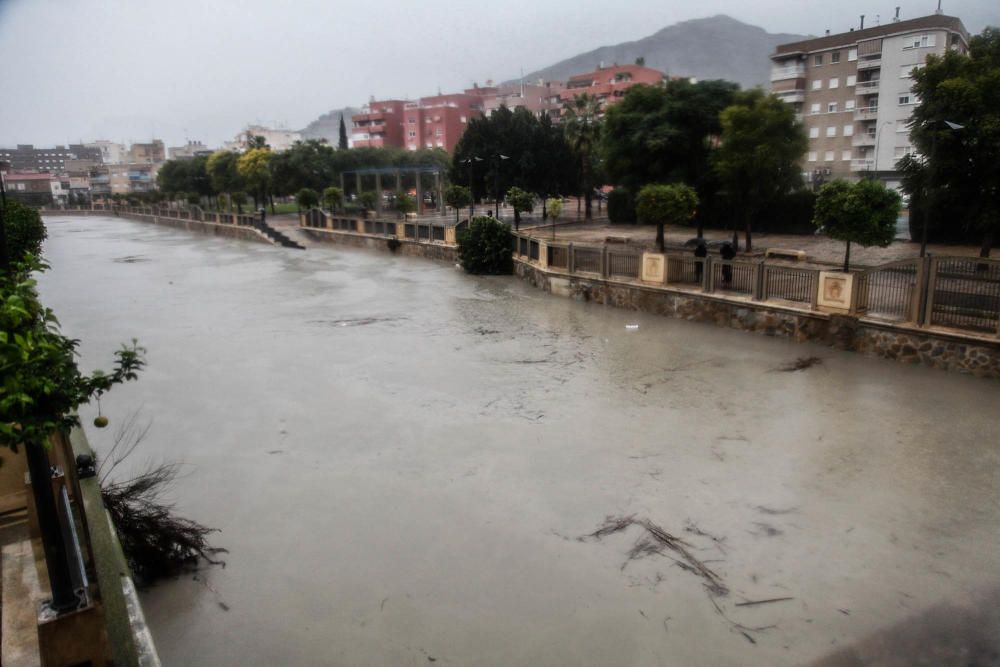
<box><xmin>37</xmin><ymin>215</ymin><xmax>1000</xmax><ymax>666</ymax></box>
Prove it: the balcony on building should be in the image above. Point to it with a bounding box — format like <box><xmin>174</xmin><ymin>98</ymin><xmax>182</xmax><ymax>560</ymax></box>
<box><xmin>855</xmin><ymin>79</ymin><xmax>881</xmax><ymax>92</ymax></box>
<box><xmin>770</xmin><ymin>63</ymin><xmax>806</xmax><ymax>81</ymax></box>
<box><xmin>857</xmin><ymin>56</ymin><xmax>882</xmax><ymax>70</ymax></box>
<box><xmin>852</xmin><ymin>132</ymin><xmax>877</xmax><ymax>147</ymax></box>
<box><xmin>850</xmin><ymin>158</ymin><xmax>876</xmax><ymax>172</ymax></box>
<box><xmin>855</xmin><ymin>106</ymin><xmax>879</xmax><ymax>120</ymax></box>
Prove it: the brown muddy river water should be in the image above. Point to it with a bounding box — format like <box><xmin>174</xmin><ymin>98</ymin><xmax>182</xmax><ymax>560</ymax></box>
<box><xmin>38</xmin><ymin>215</ymin><xmax>1000</xmax><ymax>666</ymax></box>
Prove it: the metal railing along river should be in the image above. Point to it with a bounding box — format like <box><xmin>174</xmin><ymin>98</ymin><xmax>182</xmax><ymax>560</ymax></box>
<box><xmin>511</xmin><ymin>231</ymin><xmax>1000</xmax><ymax>339</ymax></box>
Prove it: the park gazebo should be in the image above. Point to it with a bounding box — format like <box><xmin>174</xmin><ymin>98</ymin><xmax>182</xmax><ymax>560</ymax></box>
<box><xmin>340</xmin><ymin>165</ymin><xmax>446</xmax><ymax>217</ymax></box>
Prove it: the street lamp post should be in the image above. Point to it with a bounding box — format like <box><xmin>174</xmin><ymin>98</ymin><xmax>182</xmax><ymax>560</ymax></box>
<box><xmin>494</xmin><ymin>154</ymin><xmax>510</xmax><ymax>218</ymax></box>
<box><xmin>920</xmin><ymin>120</ymin><xmax>964</xmax><ymax>258</ymax></box>
<box><xmin>462</xmin><ymin>156</ymin><xmax>482</xmax><ymax>220</ymax></box>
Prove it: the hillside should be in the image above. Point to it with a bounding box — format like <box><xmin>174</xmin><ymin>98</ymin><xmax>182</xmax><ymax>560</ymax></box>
<box><xmin>515</xmin><ymin>15</ymin><xmax>808</xmax><ymax>89</ymax></box>
<box><xmin>299</xmin><ymin>106</ymin><xmax>361</xmax><ymax>144</ymax></box>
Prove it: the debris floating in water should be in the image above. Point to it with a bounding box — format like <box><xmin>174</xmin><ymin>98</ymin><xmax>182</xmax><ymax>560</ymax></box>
<box><xmin>625</xmin><ymin>324</ymin><xmax>640</xmax><ymax>330</ymax></box>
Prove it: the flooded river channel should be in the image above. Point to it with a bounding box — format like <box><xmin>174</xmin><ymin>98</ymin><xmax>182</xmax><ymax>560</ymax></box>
<box><xmin>38</xmin><ymin>216</ymin><xmax>1000</xmax><ymax>666</ymax></box>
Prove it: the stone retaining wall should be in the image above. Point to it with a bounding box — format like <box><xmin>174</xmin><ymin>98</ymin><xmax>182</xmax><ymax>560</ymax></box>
<box><xmin>301</xmin><ymin>228</ymin><xmax>458</xmax><ymax>262</ymax></box>
<box><xmin>516</xmin><ymin>259</ymin><xmax>1000</xmax><ymax>379</ymax></box>
<box><xmin>43</xmin><ymin>210</ymin><xmax>273</xmax><ymax>246</ymax></box>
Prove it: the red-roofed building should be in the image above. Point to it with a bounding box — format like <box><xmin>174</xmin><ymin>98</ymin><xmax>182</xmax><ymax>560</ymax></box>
<box><xmin>559</xmin><ymin>64</ymin><xmax>667</xmax><ymax>110</ymax></box>
<box><xmin>1</xmin><ymin>171</ymin><xmax>56</xmax><ymax>206</ymax></box>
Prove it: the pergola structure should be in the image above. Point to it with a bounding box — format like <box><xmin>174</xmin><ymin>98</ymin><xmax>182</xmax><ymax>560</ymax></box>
<box><xmin>340</xmin><ymin>166</ymin><xmax>446</xmax><ymax>216</ymax></box>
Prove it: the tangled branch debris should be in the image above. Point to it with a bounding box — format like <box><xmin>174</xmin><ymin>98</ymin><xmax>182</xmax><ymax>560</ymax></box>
<box><xmin>779</xmin><ymin>356</ymin><xmax>822</xmax><ymax>372</ymax></box>
<box><xmin>98</xmin><ymin>413</ymin><xmax>225</xmax><ymax>586</ymax></box>
<box><xmin>102</xmin><ymin>463</ymin><xmax>227</xmax><ymax>586</ymax></box>
<box><xmin>582</xmin><ymin>515</ymin><xmax>728</xmax><ymax>595</ymax></box>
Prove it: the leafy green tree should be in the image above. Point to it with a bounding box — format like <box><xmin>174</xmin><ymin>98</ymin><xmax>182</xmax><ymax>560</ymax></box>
<box><xmin>322</xmin><ymin>186</ymin><xmax>344</xmax><ymax>212</ymax></box>
<box><xmin>601</xmin><ymin>79</ymin><xmax>738</xmax><ymax>236</ymax></box>
<box><xmin>339</xmin><ymin>114</ymin><xmax>349</xmax><ymax>150</ymax></box>
<box><xmin>547</xmin><ymin>197</ymin><xmax>563</xmax><ymax>238</ymax></box>
<box><xmin>636</xmin><ymin>183</ymin><xmax>699</xmax><ymax>252</ymax></box>
<box><xmin>444</xmin><ymin>185</ymin><xmax>472</xmax><ymax>223</ymax></box>
<box><xmin>206</xmin><ymin>151</ymin><xmax>244</xmax><ymax>207</ymax></box>
<box><xmin>185</xmin><ymin>192</ymin><xmax>201</xmax><ymax>206</ymax></box>
<box><xmin>2</xmin><ymin>200</ymin><xmax>47</xmax><ymax>262</ymax></box>
<box><xmin>451</xmin><ymin>106</ymin><xmax>574</xmax><ymax>205</ymax></box>
<box><xmin>562</xmin><ymin>93</ymin><xmax>602</xmax><ymax>219</ymax></box>
<box><xmin>606</xmin><ymin>188</ymin><xmax>636</xmax><ymax>224</ymax></box>
<box><xmin>358</xmin><ymin>191</ymin><xmax>377</xmax><ymax>212</ymax></box>
<box><xmin>231</xmin><ymin>191</ymin><xmax>247</xmax><ymax>214</ymax></box>
<box><xmin>394</xmin><ymin>194</ymin><xmax>416</xmax><ymax>218</ymax></box>
<box><xmin>236</xmin><ymin>148</ymin><xmax>272</xmax><ymax>210</ymax></box>
<box><xmin>269</xmin><ymin>140</ymin><xmax>337</xmax><ymax>196</ymax></box>
<box><xmin>904</xmin><ymin>27</ymin><xmax>1000</xmax><ymax>257</ymax></box>
<box><xmin>814</xmin><ymin>179</ymin><xmax>900</xmax><ymax>271</ymax></box>
<box><xmin>714</xmin><ymin>90</ymin><xmax>807</xmax><ymax>251</ymax></box>
<box><xmin>296</xmin><ymin>187</ymin><xmax>320</xmax><ymax>211</ymax></box>
<box><xmin>456</xmin><ymin>216</ymin><xmax>513</xmax><ymax>274</ymax></box>
<box><xmin>506</xmin><ymin>186</ymin><xmax>534</xmax><ymax>229</ymax></box>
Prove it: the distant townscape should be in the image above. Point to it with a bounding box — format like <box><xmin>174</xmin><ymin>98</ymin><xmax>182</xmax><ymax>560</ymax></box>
<box><xmin>0</xmin><ymin>10</ymin><xmax>978</xmax><ymax>219</ymax></box>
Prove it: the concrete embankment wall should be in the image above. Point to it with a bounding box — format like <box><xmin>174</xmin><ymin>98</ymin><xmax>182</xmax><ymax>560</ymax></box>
<box><xmin>515</xmin><ymin>259</ymin><xmax>1000</xmax><ymax>379</ymax></box>
<box><xmin>301</xmin><ymin>228</ymin><xmax>458</xmax><ymax>262</ymax></box>
<box><xmin>43</xmin><ymin>210</ymin><xmax>272</xmax><ymax>246</ymax></box>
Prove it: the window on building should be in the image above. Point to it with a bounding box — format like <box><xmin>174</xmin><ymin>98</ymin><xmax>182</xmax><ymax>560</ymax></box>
<box><xmin>808</xmin><ymin>151</ymin><xmax>818</xmax><ymax>162</ymax></box>
<box><xmin>810</xmin><ymin>103</ymin><xmax>821</xmax><ymax>114</ymax></box>
<box><xmin>843</xmin><ymin>124</ymin><xmax>854</xmax><ymax>136</ymax></box>
<box><xmin>825</xmin><ymin>150</ymin><xmax>835</xmax><ymax>161</ymax></box>
<box><xmin>848</xmin><ymin>48</ymin><xmax>858</xmax><ymax>61</ymax></box>
<box><xmin>460</xmin><ymin>116</ymin><xmax>467</xmax><ymax>123</ymax></box>
<box><xmin>894</xmin><ymin>146</ymin><xmax>914</xmax><ymax>157</ymax></box>
<box><xmin>435</xmin><ymin>129</ymin><xmax>443</xmax><ymax>136</ymax></box>
<box><xmin>809</xmin><ymin>127</ymin><xmax>819</xmax><ymax>138</ymax></box>
<box><xmin>814</xmin><ymin>54</ymin><xmax>824</xmax><ymax>65</ymax></box>
<box><xmin>408</xmin><ymin>118</ymin><xmax>415</xmax><ymax>124</ymax></box>
<box><xmin>829</xmin><ymin>78</ymin><xmax>839</xmax><ymax>89</ymax></box>
<box><xmin>899</xmin><ymin>94</ymin><xmax>912</xmax><ymax>105</ymax></box>
<box><xmin>846</xmin><ymin>99</ymin><xmax>856</xmax><ymax>110</ymax></box>
<box><xmin>842</xmin><ymin>150</ymin><xmax>852</xmax><ymax>161</ymax></box>
<box><xmin>846</xmin><ymin>75</ymin><xmax>857</xmax><ymax>87</ymax></box>
<box><xmin>828</xmin><ymin>102</ymin><xmax>838</xmax><ymax>113</ymax></box>
<box><xmin>904</xmin><ymin>34</ymin><xmax>936</xmax><ymax>49</ymax></box>
<box><xmin>826</xmin><ymin>127</ymin><xmax>837</xmax><ymax>138</ymax></box>
<box><xmin>408</xmin><ymin>131</ymin><xmax>416</xmax><ymax>138</ymax></box>
<box><xmin>812</xmin><ymin>80</ymin><xmax>822</xmax><ymax>90</ymax></box>
<box><xmin>832</xmin><ymin>51</ymin><xmax>841</xmax><ymax>63</ymax></box>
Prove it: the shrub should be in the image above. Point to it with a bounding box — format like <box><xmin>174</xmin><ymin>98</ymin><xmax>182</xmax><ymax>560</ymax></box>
<box><xmin>322</xmin><ymin>186</ymin><xmax>344</xmax><ymax>211</ymax></box>
<box><xmin>457</xmin><ymin>216</ymin><xmax>513</xmax><ymax>274</ymax></box>
<box><xmin>2</xmin><ymin>200</ymin><xmax>47</xmax><ymax>262</ymax></box>
<box><xmin>394</xmin><ymin>194</ymin><xmax>416</xmax><ymax>218</ymax></box>
<box><xmin>358</xmin><ymin>191</ymin><xmax>378</xmax><ymax>212</ymax></box>
<box><xmin>607</xmin><ymin>187</ymin><xmax>636</xmax><ymax>224</ymax></box>
<box><xmin>295</xmin><ymin>187</ymin><xmax>319</xmax><ymax>210</ymax></box>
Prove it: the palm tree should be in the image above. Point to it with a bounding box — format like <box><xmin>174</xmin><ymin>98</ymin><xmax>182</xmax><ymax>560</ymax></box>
<box><xmin>562</xmin><ymin>93</ymin><xmax>602</xmax><ymax>220</ymax></box>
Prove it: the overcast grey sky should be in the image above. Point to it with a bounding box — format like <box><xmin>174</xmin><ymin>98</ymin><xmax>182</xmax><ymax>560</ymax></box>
<box><xmin>0</xmin><ymin>0</ymin><xmax>995</xmax><ymax>149</ymax></box>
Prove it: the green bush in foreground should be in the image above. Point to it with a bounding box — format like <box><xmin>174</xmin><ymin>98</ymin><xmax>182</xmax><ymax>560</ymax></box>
<box><xmin>3</xmin><ymin>200</ymin><xmax>47</xmax><ymax>262</ymax></box>
<box><xmin>457</xmin><ymin>216</ymin><xmax>513</xmax><ymax>275</ymax></box>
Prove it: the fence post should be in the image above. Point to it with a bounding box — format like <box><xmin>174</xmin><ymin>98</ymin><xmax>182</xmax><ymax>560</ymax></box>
<box><xmin>920</xmin><ymin>256</ymin><xmax>937</xmax><ymax>326</ymax></box>
<box><xmin>568</xmin><ymin>243</ymin><xmax>575</xmax><ymax>273</ymax></box>
<box><xmin>601</xmin><ymin>246</ymin><xmax>608</xmax><ymax>279</ymax></box>
<box><xmin>753</xmin><ymin>263</ymin><xmax>765</xmax><ymax>301</ymax></box>
<box><xmin>809</xmin><ymin>270</ymin><xmax>819</xmax><ymax>310</ymax></box>
<box><xmin>704</xmin><ymin>256</ymin><xmax>713</xmax><ymax>293</ymax></box>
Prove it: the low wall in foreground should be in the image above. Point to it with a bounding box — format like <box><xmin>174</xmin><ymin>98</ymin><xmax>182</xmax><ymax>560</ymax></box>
<box><xmin>301</xmin><ymin>227</ymin><xmax>458</xmax><ymax>262</ymax></box>
<box><xmin>515</xmin><ymin>260</ymin><xmax>1000</xmax><ymax>379</ymax></box>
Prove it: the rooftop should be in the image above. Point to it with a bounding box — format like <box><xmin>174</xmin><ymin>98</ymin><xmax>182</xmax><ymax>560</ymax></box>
<box><xmin>773</xmin><ymin>14</ymin><xmax>968</xmax><ymax>56</ymax></box>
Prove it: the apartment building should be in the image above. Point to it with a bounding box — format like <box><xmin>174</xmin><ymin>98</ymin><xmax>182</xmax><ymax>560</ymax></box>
<box><xmin>85</xmin><ymin>140</ymin><xmax>127</xmax><ymax>165</ymax></box>
<box><xmin>0</xmin><ymin>144</ymin><xmax>103</xmax><ymax>172</ymax></box>
<box><xmin>771</xmin><ymin>13</ymin><xmax>969</xmax><ymax>187</ymax></box>
<box><xmin>483</xmin><ymin>81</ymin><xmax>566</xmax><ymax>120</ymax></box>
<box><xmin>352</xmin><ymin>93</ymin><xmax>487</xmax><ymax>153</ymax></box>
<box><xmin>558</xmin><ymin>64</ymin><xmax>666</xmax><ymax>111</ymax></box>
<box><xmin>351</xmin><ymin>100</ymin><xmax>408</xmax><ymax>149</ymax></box>
<box><xmin>128</xmin><ymin>140</ymin><xmax>166</xmax><ymax>164</ymax></box>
